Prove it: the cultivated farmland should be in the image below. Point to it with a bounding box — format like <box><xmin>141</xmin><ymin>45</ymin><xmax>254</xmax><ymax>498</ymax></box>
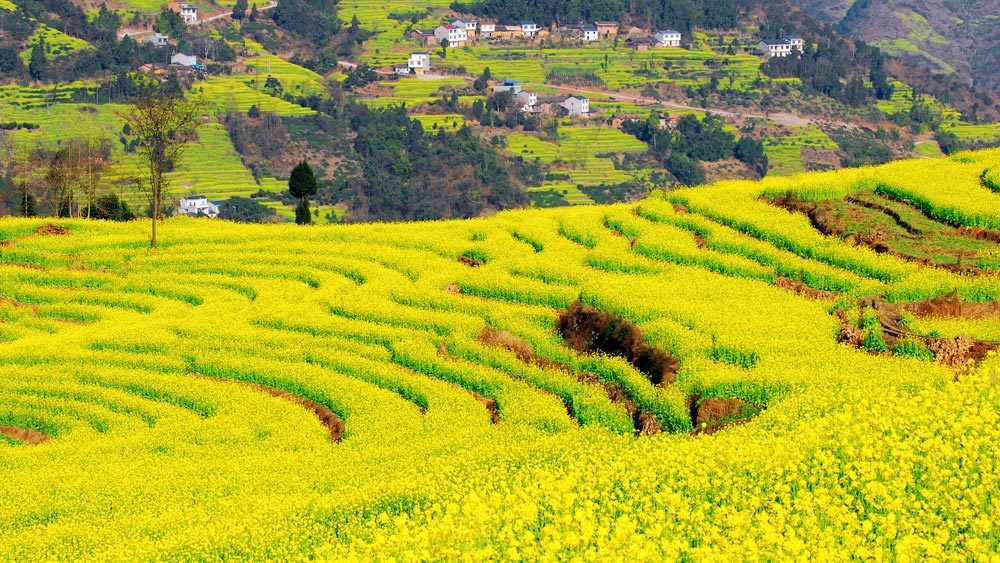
<box><xmin>0</xmin><ymin>149</ymin><xmax>998</xmax><ymax>558</ymax></box>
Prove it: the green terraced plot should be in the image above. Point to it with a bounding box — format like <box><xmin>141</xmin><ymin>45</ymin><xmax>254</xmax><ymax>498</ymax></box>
<box><xmin>508</xmin><ymin>127</ymin><xmax>648</xmax><ymax>187</ymax></box>
<box><xmin>109</xmin><ymin>123</ymin><xmax>286</xmax><ymax>205</ymax></box>
<box><xmin>763</xmin><ymin>125</ymin><xmax>837</xmax><ymax>176</ymax></box>
<box><xmin>19</xmin><ymin>24</ymin><xmax>93</xmax><ymax>65</ymax></box>
<box><xmin>188</xmin><ymin>77</ymin><xmax>315</xmax><ymax>116</ymax></box>
<box><xmin>412</xmin><ymin>114</ymin><xmax>466</xmax><ymax>131</ymax></box>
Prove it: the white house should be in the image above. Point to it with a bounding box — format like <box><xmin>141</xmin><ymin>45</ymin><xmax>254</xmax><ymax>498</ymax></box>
<box><xmin>170</xmin><ymin>52</ymin><xmax>197</xmax><ymax>67</ymax></box>
<box><xmin>582</xmin><ymin>24</ymin><xmax>599</xmax><ymax>42</ymax></box>
<box><xmin>783</xmin><ymin>35</ymin><xmax>804</xmax><ymax>51</ymax></box>
<box><xmin>178</xmin><ymin>3</ymin><xmax>198</xmax><ymax>24</ymax></box>
<box><xmin>561</xmin><ymin>95</ymin><xmax>589</xmax><ymax>117</ymax></box>
<box><xmin>407</xmin><ymin>51</ymin><xmax>430</xmax><ymax>74</ymax></box>
<box><xmin>516</xmin><ymin>89</ymin><xmax>537</xmax><ymax>111</ymax></box>
<box><xmin>454</xmin><ymin>19</ymin><xmax>478</xmax><ymax>38</ymax></box>
<box><xmin>434</xmin><ymin>24</ymin><xmax>468</xmax><ymax>46</ymax></box>
<box><xmin>144</xmin><ymin>33</ymin><xmax>169</xmax><ymax>47</ymax></box>
<box><xmin>478</xmin><ymin>21</ymin><xmax>496</xmax><ymax>37</ymax></box>
<box><xmin>654</xmin><ymin>29</ymin><xmax>681</xmax><ymax>47</ymax></box>
<box><xmin>756</xmin><ymin>38</ymin><xmax>795</xmax><ymax>57</ymax></box>
<box><xmin>520</xmin><ymin>20</ymin><xmax>539</xmax><ymax>37</ymax></box>
<box><xmin>177</xmin><ymin>195</ymin><xmax>219</xmax><ymax>218</ymax></box>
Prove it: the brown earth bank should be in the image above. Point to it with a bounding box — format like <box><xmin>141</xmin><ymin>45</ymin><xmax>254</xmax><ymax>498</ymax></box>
<box><xmin>689</xmin><ymin>396</ymin><xmax>761</xmax><ymax>436</ymax></box>
<box><xmin>837</xmin><ymin>297</ymin><xmax>999</xmax><ymax>371</ymax></box>
<box><xmin>900</xmin><ymin>296</ymin><xmax>1000</xmax><ymax>319</ymax></box>
<box><xmin>193</xmin><ymin>375</ymin><xmax>344</xmax><ymax>442</ymax></box>
<box><xmin>478</xmin><ymin>326</ymin><xmax>663</xmax><ymax>434</ymax></box>
<box><xmin>0</xmin><ymin>223</ymin><xmax>70</xmax><ymax>248</ymax></box>
<box><xmin>774</xmin><ymin>277</ymin><xmax>840</xmax><ymax>300</ymax></box>
<box><xmin>556</xmin><ymin>301</ymin><xmax>679</xmax><ymax>386</ymax></box>
<box><xmin>0</xmin><ymin>425</ymin><xmax>50</xmax><ymax>445</ymax></box>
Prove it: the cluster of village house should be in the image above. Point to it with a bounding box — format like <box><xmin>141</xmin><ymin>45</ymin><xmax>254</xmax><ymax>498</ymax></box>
<box><xmin>402</xmin><ymin>19</ymin><xmax>803</xmax><ymax>73</ymax></box>
<box><xmin>409</xmin><ymin>20</ymin><xmax>686</xmax><ymax>50</ymax></box>
<box><xmin>493</xmin><ymin>81</ymin><xmax>591</xmax><ymax>117</ymax></box>
<box><xmin>121</xmin><ymin>3</ymin><xmax>205</xmax><ymax>73</ymax></box>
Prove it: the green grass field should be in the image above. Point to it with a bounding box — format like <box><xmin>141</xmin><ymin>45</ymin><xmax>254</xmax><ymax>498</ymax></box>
<box><xmin>18</xmin><ymin>24</ymin><xmax>94</xmax><ymax>65</ymax></box>
<box><xmin>763</xmin><ymin>124</ymin><xmax>838</xmax><ymax>176</ymax></box>
<box><xmin>188</xmin><ymin>77</ymin><xmax>316</xmax><ymax>116</ymax></box>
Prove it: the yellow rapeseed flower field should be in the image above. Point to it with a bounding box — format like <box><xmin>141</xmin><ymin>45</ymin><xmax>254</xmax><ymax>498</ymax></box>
<box><xmin>0</xmin><ymin>149</ymin><xmax>998</xmax><ymax>560</ymax></box>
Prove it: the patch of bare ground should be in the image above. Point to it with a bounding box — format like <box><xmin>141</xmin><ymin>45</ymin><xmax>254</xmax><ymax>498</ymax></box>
<box><xmin>768</xmin><ymin>193</ymin><xmax>845</xmax><ymax>236</ymax></box>
<box><xmin>837</xmin><ymin>297</ymin><xmax>999</xmax><ymax>373</ymax></box>
<box><xmin>900</xmin><ymin>296</ymin><xmax>1000</xmax><ymax>319</ymax></box>
<box><xmin>457</xmin><ymin>255</ymin><xmax>483</xmax><ymax>268</ymax></box>
<box><xmin>35</xmin><ymin>224</ymin><xmax>70</xmax><ymax>236</ymax></box>
<box><xmin>556</xmin><ymin>301</ymin><xmax>679</xmax><ymax>385</ymax></box>
<box><xmin>957</xmin><ymin>227</ymin><xmax>1000</xmax><ymax>244</ymax></box>
<box><xmin>688</xmin><ymin>395</ymin><xmax>761</xmax><ymax>436</ymax></box>
<box><xmin>0</xmin><ymin>224</ymin><xmax>69</xmax><ymax>248</ymax></box>
<box><xmin>0</xmin><ymin>425</ymin><xmax>50</xmax><ymax>445</ymax></box>
<box><xmin>774</xmin><ymin>277</ymin><xmax>840</xmax><ymax>300</ymax></box>
<box><xmin>478</xmin><ymin>326</ymin><xmax>662</xmax><ymax>435</ymax></box>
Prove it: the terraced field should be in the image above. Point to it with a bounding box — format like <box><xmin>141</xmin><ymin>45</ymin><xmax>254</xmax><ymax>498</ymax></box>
<box><xmin>435</xmin><ymin>45</ymin><xmax>777</xmax><ymax>91</ymax></box>
<box><xmin>763</xmin><ymin>124</ymin><xmax>838</xmax><ymax>176</ymax></box>
<box><xmin>507</xmin><ymin>127</ymin><xmax>648</xmax><ymax>190</ymax></box>
<box><xmin>18</xmin><ymin>24</ymin><xmax>94</xmax><ymax>64</ymax></box>
<box><xmin>188</xmin><ymin>77</ymin><xmax>316</xmax><ymax>116</ymax></box>
<box><xmin>1</xmin><ymin>149</ymin><xmax>997</xmax><ymax>558</ymax></box>
<box><xmin>110</xmin><ymin>123</ymin><xmax>286</xmax><ymax>206</ymax></box>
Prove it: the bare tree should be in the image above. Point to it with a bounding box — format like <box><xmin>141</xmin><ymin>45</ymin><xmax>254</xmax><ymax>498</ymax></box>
<box><xmin>121</xmin><ymin>92</ymin><xmax>202</xmax><ymax>248</ymax></box>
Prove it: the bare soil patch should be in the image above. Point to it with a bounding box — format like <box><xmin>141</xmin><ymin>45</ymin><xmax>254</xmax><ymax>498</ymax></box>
<box><xmin>35</xmin><ymin>224</ymin><xmax>70</xmax><ymax>236</ymax></box>
<box><xmin>557</xmin><ymin>301</ymin><xmax>679</xmax><ymax>385</ymax></box>
<box><xmin>458</xmin><ymin>255</ymin><xmax>483</xmax><ymax>268</ymax></box>
<box><xmin>478</xmin><ymin>326</ymin><xmax>663</xmax><ymax>434</ymax></box>
<box><xmin>0</xmin><ymin>425</ymin><xmax>50</xmax><ymax>445</ymax></box>
<box><xmin>775</xmin><ymin>277</ymin><xmax>840</xmax><ymax>300</ymax></box>
<box><xmin>901</xmin><ymin>296</ymin><xmax>1000</xmax><ymax>319</ymax></box>
<box><xmin>689</xmin><ymin>396</ymin><xmax>761</xmax><ymax>435</ymax></box>
<box><xmin>957</xmin><ymin>227</ymin><xmax>1000</xmax><ymax>244</ymax></box>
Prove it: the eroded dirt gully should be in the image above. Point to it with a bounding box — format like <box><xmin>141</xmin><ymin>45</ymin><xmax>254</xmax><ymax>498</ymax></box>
<box><xmin>0</xmin><ymin>425</ymin><xmax>50</xmax><ymax>445</ymax></box>
<box><xmin>552</xmin><ymin>301</ymin><xmax>761</xmax><ymax>434</ymax></box>
<box><xmin>767</xmin><ymin>192</ymin><xmax>1000</xmax><ymax>274</ymax></box>
<box><xmin>478</xmin><ymin>325</ymin><xmax>664</xmax><ymax>434</ymax></box>
<box><xmin>838</xmin><ymin>296</ymin><xmax>999</xmax><ymax>372</ymax></box>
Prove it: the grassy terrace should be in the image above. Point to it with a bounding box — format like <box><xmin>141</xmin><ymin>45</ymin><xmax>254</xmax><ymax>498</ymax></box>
<box><xmin>763</xmin><ymin>124</ymin><xmax>838</xmax><ymax>176</ymax></box>
<box><xmin>111</xmin><ymin>123</ymin><xmax>286</xmax><ymax>205</ymax></box>
<box><xmin>426</xmin><ymin>44</ymin><xmax>777</xmax><ymax>91</ymax></box>
<box><xmin>18</xmin><ymin>24</ymin><xmax>94</xmax><ymax>65</ymax></box>
<box><xmin>188</xmin><ymin>77</ymin><xmax>316</xmax><ymax>116</ymax></box>
<box><xmin>0</xmin><ymin>82</ymin><xmax>99</xmax><ymax>109</ymax></box>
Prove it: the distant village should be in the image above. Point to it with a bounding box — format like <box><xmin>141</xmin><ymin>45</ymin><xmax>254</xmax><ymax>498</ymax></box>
<box><xmin>395</xmin><ymin>18</ymin><xmax>805</xmax><ymax>121</ymax></box>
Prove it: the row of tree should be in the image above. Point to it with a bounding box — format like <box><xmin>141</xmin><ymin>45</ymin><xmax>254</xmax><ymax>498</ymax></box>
<box><xmin>622</xmin><ymin>112</ymin><xmax>767</xmax><ymax>185</ymax></box>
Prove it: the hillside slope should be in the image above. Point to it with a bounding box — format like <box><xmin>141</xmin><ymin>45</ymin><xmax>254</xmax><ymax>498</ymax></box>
<box><xmin>793</xmin><ymin>0</ymin><xmax>1000</xmax><ymax>94</ymax></box>
<box><xmin>0</xmin><ymin>149</ymin><xmax>998</xmax><ymax>557</ymax></box>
